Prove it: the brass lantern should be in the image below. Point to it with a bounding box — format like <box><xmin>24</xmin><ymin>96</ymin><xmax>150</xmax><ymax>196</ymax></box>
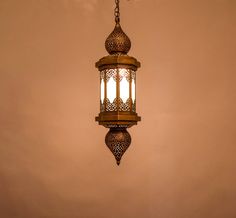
<box><xmin>95</xmin><ymin>0</ymin><xmax>141</xmax><ymax>165</ymax></box>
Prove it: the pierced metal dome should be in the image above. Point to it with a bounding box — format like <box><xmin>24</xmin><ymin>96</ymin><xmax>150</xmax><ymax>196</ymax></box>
<box><xmin>105</xmin><ymin>23</ymin><xmax>131</xmax><ymax>55</ymax></box>
<box><xmin>105</xmin><ymin>128</ymin><xmax>131</xmax><ymax>165</ymax></box>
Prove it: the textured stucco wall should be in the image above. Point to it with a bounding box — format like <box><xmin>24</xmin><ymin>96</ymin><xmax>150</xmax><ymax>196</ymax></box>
<box><xmin>0</xmin><ymin>0</ymin><xmax>236</xmax><ymax>217</ymax></box>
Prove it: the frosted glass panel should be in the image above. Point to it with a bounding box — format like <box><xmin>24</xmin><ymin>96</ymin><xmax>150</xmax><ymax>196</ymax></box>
<box><xmin>119</xmin><ymin>69</ymin><xmax>130</xmax><ymax>103</ymax></box>
<box><xmin>131</xmin><ymin>78</ymin><xmax>135</xmax><ymax>103</ymax></box>
<box><xmin>100</xmin><ymin>78</ymin><xmax>105</xmax><ymax>103</ymax></box>
<box><xmin>107</xmin><ymin>76</ymin><xmax>116</xmax><ymax>103</ymax></box>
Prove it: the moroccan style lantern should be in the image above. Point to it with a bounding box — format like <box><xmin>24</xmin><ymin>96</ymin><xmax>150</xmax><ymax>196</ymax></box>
<box><xmin>95</xmin><ymin>0</ymin><xmax>141</xmax><ymax>165</ymax></box>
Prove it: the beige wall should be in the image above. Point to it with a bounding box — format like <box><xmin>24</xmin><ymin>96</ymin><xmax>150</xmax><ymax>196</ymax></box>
<box><xmin>0</xmin><ymin>0</ymin><xmax>236</xmax><ymax>217</ymax></box>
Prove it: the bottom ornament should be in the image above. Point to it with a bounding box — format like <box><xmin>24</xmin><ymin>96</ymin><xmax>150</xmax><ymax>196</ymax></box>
<box><xmin>105</xmin><ymin>128</ymin><xmax>131</xmax><ymax>165</ymax></box>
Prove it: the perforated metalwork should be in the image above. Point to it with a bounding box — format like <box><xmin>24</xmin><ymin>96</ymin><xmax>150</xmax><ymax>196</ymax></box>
<box><xmin>118</xmin><ymin>97</ymin><xmax>131</xmax><ymax>111</ymax></box>
<box><xmin>106</xmin><ymin>69</ymin><xmax>117</xmax><ymax>81</ymax></box>
<box><xmin>106</xmin><ymin>124</ymin><xmax>130</xmax><ymax>128</ymax></box>
<box><xmin>105</xmin><ymin>97</ymin><xmax>117</xmax><ymax>111</ymax></box>
<box><xmin>105</xmin><ymin>24</ymin><xmax>131</xmax><ymax>55</ymax></box>
<box><xmin>119</xmin><ymin>69</ymin><xmax>130</xmax><ymax>82</ymax></box>
<box><xmin>105</xmin><ymin>128</ymin><xmax>131</xmax><ymax>165</ymax></box>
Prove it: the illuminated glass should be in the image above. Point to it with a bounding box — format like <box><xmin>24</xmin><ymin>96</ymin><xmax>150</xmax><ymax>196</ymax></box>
<box><xmin>107</xmin><ymin>75</ymin><xmax>116</xmax><ymax>103</ymax></box>
<box><xmin>119</xmin><ymin>69</ymin><xmax>130</xmax><ymax>103</ymax></box>
<box><xmin>131</xmin><ymin>77</ymin><xmax>135</xmax><ymax>103</ymax></box>
<box><xmin>101</xmin><ymin>78</ymin><xmax>105</xmax><ymax>103</ymax></box>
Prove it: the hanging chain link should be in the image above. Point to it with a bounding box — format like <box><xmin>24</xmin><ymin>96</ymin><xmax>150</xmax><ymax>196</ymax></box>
<box><xmin>114</xmin><ymin>0</ymin><xmax>120</xmax><ymax>24</ymax></box>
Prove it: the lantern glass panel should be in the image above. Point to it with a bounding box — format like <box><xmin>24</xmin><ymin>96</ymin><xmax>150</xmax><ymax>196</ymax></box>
<box><xmin>119</xmin><ymin>69</ymin><xmax>130</xmax><ymax>103</ymax></box>
<box><xmin>101</xmin><ymin>78</ymin><xmax>105</xmax><ymax>104</ymax></box>
<box><xmin>131</xmin><ymin>77</ymin><xmax>135</xmax><ymax>103</ymax></box>
<box><xmin>107</xmin><ymin>72</ymin><xmax>116</xmax><ymax>103</ymax></box>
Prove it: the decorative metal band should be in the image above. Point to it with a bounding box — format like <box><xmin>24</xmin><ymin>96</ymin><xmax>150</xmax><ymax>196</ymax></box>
<box><xmin>119</xmin><ymin>69</ymin><xmax>130</xmax><ymax>82</ymax></box>
<box><xmin>104</xmin><ymin>97</ymin><xmax>133</xmax><ymax>112</ymax></box>
<box><xmin>106</xmin><ymin>69</ymin><xmax>117</xmax><ymax>81</ymax></box>
<box><xmin>105</xmin><ymin>124</ymin><xmax>130</xmax><ymax>128</ymax></box>
<box><xmin>105</xmin><ymin>98</ymin><xmax>118</xmax><ymax>111</ymax></box>
<box><xmin>104</xmin><ymin>68</ymin><xmax>130</xmax><ymax>81</ymax></box>
<box><xmin>119</xmin><ymin>97</ymin><xmax>131</xmax><ymax>111</ymax></box>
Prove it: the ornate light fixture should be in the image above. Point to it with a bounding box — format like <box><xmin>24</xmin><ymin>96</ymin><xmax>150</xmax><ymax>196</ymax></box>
<box><xmin>95</xmin><ymin>0</ymin><xmax>141</xmax><ymax>165</ymax></box>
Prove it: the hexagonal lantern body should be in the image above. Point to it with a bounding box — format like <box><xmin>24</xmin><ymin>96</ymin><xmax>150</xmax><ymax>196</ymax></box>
<box><xmin>95</xmin><ymin>55</ymin><xmax>141</xmax><ymax>128</ymax></box>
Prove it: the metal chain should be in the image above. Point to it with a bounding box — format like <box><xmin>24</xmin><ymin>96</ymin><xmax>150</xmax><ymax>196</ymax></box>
<box><xmin>114</xmin><ymin>0</ymin><xmax>120</xmax><ymax>24</ymax></box>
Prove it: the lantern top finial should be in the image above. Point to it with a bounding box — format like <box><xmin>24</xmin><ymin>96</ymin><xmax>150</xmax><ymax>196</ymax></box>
<box><xmin>105</xmin><ymin>23</ymin><xmax>131</xmax><ymax>55</ymax></box>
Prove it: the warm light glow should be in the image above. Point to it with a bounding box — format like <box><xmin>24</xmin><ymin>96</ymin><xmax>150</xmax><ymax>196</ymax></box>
<box><xmin>101</xmin><ymin>78</ymin><xmax>105</xmax><ymax>103</ymax></box>
<box><xmin>107</xmin><ymin>76</ymin><xmax>116</xmax><ymax>103</ymax></box>
<box><xmin>119</xmin><ymin>69</ymin><xmax>130</xmax><ymax>103</ymax></box>
<box><xmin>132</xmin><ymin>77</ymin><xmax>135</xmax><ymax>103</ymax></box>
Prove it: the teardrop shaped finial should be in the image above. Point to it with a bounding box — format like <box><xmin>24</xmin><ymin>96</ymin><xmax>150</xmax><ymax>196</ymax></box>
<box><xmin>105</xmin><ymin>23</ymin><xmax>131</xmax><ymax>55</ymax></box>
<box><xmin>116</xmin><ymin>160</ymin><xmax>120</xmax><ymax>165</ymax></box>
<box><xmin>105</xmin><ymin>128</ymin><xmax>131</xmax><ymax>165</ymax></box>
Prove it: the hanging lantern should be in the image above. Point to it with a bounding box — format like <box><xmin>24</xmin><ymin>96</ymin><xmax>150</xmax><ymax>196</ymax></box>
<box><xmin>95</xmin><ymin>0</ymin><xmax>141</xmax><ymax>165</ymax></box>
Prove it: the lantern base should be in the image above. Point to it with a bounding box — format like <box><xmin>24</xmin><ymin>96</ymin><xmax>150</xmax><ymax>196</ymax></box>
<box><xmin>96</xmin><ymin>111</ymin><xmax>141</xmax><ymax>128</ymax></box>
<box><xmin>105</xmin><ymin>128</ymin><xmax>131</xmax><ymax>165</ymax></box>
